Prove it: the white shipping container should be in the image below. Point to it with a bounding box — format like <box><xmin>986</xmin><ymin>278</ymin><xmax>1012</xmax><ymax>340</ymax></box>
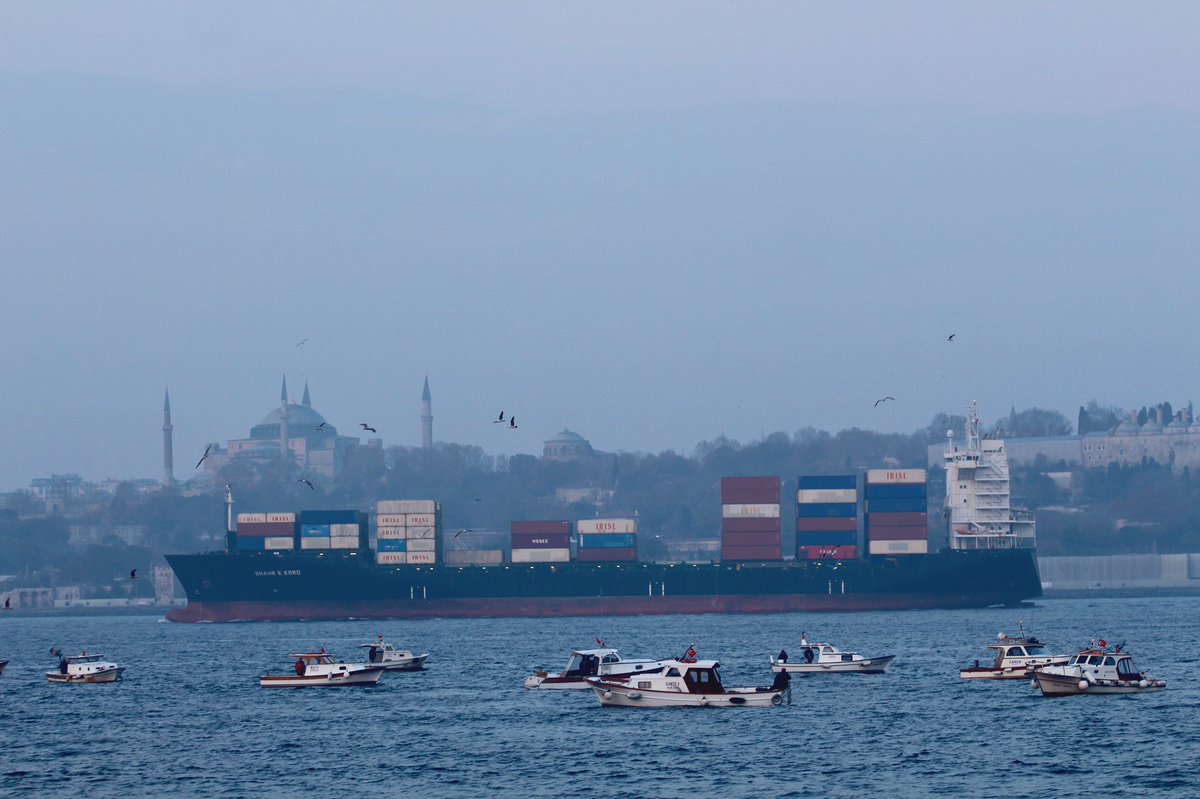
<box><xmin>576</xmin><ymin>518</ymin><xmax>637</xmax><ymax>534</ymax></box>
<box><xmin>266</xmin><ymin>513</ymin><xmax>296</xmax><ymax>524</ymax></box>
<box><xmin>405</xmin><ymin>526</ymin><xmax>436</xmax><ymax>540</ymax></box>
<box><xmin>376</xmin><ymin>552</ymin><xmax>408</xmax><ymax>565</ymax></box>
<box><xmin>511</xmin><ymin>547</ymin><xmax>571</xmax><ymax>563</ymax></box>
<box><xmin>444</xmin><ymin>550</ymin><xmax>504</xmax><ymax>566</ymax></box>
<box><xmin>329</xmin><ymin>535</ymin><xmax>360</xmax><ymax>547</ymax></box>
<box><xmin>329</xmin><ymin>523</ymin><xmax>360</xmax><ymax>537</ymax></box>
<box><xmin>377</xmin><ymin>514</ymin><xmax>407</xmax><ymax>526</ymax></box>
<box><xmin>407</xmin><ymin>551</ymin><xmax>437</xmax><ymax>565</ymax></box>
<box><xmin>237</xmin><ymin>513</ymin><xmax>267</xmax><ymax>524</ymax></box>
<box><xmin>376</xmin><ymin>526</ymin><xmax>407</xmax><ymax>540</ymax></box>
<box><xmin>300</xmin><ymin>537</ymin><xmax>330</xmax><ymax>550</ymax></box>
<box><xmin>405</xmin><ymin>514</ymin><xmax>437</xmax><ymax>528</ymax></box>
<box><xmin>721</xmin><ymin>503</ymin><xmax>781</xmax><ymax>519</ymax></box>
<box><xmin>376</xmin><ymin>500</ymin><xmax>438</xmax><ymax>515</ymax></box>
<box><xmin>264</xmin><ymin>537</ymin><xmax>294</xmax><ymax>550</ymax></box>
<box><xmin>868</xmin><ymin>540</ymin><xmax>929</xmax><ymax>555</ymax></box>
<box><xmin>866</xmin><ymin>469</ymin><xmax>928</xmax><ymax>485</ymax></box>
<box><xmin>796</xmin><ymin>489</ymin><xmax>858</xmax><ymax>504</ymax></box>
<box><xmin>406</xmin><ymin>538</ymin><xmax>437</xmax><ymax>552</ymax></box>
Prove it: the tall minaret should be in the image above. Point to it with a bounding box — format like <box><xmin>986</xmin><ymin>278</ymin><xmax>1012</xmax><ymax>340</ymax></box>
<box><xmin>420</xmin><ymin>375</ymin><xmax>433</xmax><ymax>449</ymax></box>
<box><xmin>162</xmin><ymin>387</ymin><xmax>175</xmax><ymax>486</ymax></box>
<box><xmin>279</xmin><ymin>375</ymin><xmax>290</xmax><ymax>464</ymax></box>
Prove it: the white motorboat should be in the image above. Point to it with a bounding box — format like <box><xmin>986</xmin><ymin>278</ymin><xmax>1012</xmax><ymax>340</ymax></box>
<box><xmin>770</xmin><ymin>635</ymin><xmax>895</xmax><ymax>674</ymax></box>
<box><xmin>588</xmin><ymin>647</ymin><xmax>789</xmax><ymax>707</ymax></box>
<box><xmin>46</xmin><ymin>652</ymin><xmax>125</xmax><ymax>684</ymax></box>
<box><xmin>1031</xmin><ymin>641</ymin><xmax>1166</xmax><ymax>697</ymax></box>
<box><xmin>259</xmin><ymin>650</ymin><xmax>386</xmax><ymax>688</ymax></box>
<box><xmin>960</xmin><ymin>624</ymin><xmax>1067</xmax><ymax>680</ymax></box>
<box><xmin>360</xmin><ymin>635</ymin><xmax>429</xmax><ymax>671</ymax></box>
<box><xmin>524</xmin><ymin>646</ymin><xmax>666</xmax><ymax>689</ymax></box>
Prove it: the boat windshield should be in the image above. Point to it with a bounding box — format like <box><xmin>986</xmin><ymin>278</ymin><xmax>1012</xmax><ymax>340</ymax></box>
<box><xmin>1117</xmin><ymin>657</ymin><xmax>1137</xmax><ymax>677</ymax></box>
<box><xmin>1026</xmin><ymin>644</ymin><xmax>1046</xmax><ymax>655</ymax></box>
<box><xmin>72</xmin><ymin>655</ymin><xmax>102</xmax><ymax>663</ymax></box>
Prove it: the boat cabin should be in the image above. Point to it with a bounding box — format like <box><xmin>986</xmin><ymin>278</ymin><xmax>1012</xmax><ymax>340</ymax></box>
<box><xmin>289</xmin><ymin>653</ymin><xmax>336</xmax><ymax>674</ymax></box>
<box><xmin>1066</xmin><ymin>649</ymin><xmax>1143</xmax><ymax>680</ymax></box>
<box><xmin>989</xmin><ymin>641</ymin><xmax>1050</xmax><ymax>667</ymax></box>
<box><xmin>630</xmin><ymin>659</ymin><xmax>725</xmax><ymax>694</ymax></box>
<box><xmin>561</xmin><ymin>648</ymin><xmax>624</xmax><ymax>678</ymax></box>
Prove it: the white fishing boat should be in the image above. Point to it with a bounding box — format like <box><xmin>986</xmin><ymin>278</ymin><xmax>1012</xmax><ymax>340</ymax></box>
<box><xmin>1031</xmin><ymin>641</ymin><xmax>1166</xmax><ymax>697</ymax></box>
<box><xmin>46</xmin><ymin>653</ymin><xmax>125</xmax><ymax>684</ymax></box>
<box><xmin>524</xmin><ymin>646</ymin><xmax>666</xmax><ymax>689</ymax></box>
<box><xmin>770</xmin><ymin>635</ymin><xmax>895</xmax><ymax>674</ymax></box>
<box><xmin>360</xmin><ymin>635</ymin><xmax>429</xmax><ymax>671</ymax></box>
<box><xmin>960</xmin><ymin>624</ymin><xmax>1067</xmax><ymax>680</ymax></box>
<box><xmin>259</xmin><ymin>650</ymin><xmax>385</xmax><ymax>688</ymax></box>
<box><xmin>587</xmin><ymin>646</ymin><xmax>789</xmax><ymax>708</ymax></box>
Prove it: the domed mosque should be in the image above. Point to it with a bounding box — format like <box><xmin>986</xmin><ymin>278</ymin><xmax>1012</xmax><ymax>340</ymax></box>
<box><xmin>543</xmin><ymin>428</ymin><xmax>596</xmax><ymax>461</ymax></box>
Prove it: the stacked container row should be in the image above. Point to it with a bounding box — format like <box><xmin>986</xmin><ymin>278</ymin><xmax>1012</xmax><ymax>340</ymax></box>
<box><xmin>235</xmin><ymin>512</ymin><xmax>297</xmax><ymax>552</ymax></box>
<box><xmin>795</xmin><ymin>475</ymin><xmax>858</xmax><ymax>560</ymax></box>
<box><xmin>577</xmin><ymin>518</ymin><xmax>637</xmax><ymax>562</ymax></box>
<box><xmin>721</xmin><ymin>477</ymin><xmax>782</xmax><ymax>561</ymax></box>
<box><xmin>299</xmin><ymin>510</ymin><xmax>368</xmax><ymax>552</ymax></box>
<box><xmin>511</xmin><ymin>521</ymin><xmax>571</xmax><ymax>563</ymax></box>
<box><xmin>376</xmin><ymin>500</ymin><xmax>440</xmax><ymax>565</ymax></box>
<box><xmin>864</xmin><ymin>469</ymin><xmax>929</xmax><ymax>555</ymax></box>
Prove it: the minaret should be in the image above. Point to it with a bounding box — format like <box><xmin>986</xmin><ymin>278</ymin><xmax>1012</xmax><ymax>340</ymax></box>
<box><xmin>420</xmin><ymin>375</ymin><xmax>433</xmax><ymax>449</ymax></box>
<box><xmin>279</xmin><ymin>375</ymin><xmax>290</xmax><ymax>464</ymax></box>
<box><xmin>162</xmin><ymin>387</ymin><xmax>175</xmax><ymax>486</ymax></box>
<box><xmin>302</xmin><ymin>381</ymin><xmax>312</xmax><ymax>407</ymax></box>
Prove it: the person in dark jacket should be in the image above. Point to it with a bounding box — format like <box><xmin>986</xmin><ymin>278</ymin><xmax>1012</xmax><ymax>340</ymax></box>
<box><xmin>777</xmin><ymin>649</ymin><xmax>788</xmax><ymax>663</ymax></box>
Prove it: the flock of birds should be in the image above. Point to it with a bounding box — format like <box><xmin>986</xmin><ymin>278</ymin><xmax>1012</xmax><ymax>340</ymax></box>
<box><xmin>872</xmin><ymin>333</ymin><xmax>956</xmax><ymax>409</ymax></box>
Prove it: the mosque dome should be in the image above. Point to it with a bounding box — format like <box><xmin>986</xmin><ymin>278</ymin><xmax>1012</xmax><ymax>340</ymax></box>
<box><xmin>542</xmin><ymin>428</ymin><xmax>595</xmax><ymax>461</ymax></box>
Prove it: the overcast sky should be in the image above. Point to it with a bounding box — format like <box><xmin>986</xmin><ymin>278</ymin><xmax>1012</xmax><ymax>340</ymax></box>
<box><xmin>1</xmin><ymin>2</ymin><xmax>1198</xmax><ymax>489</ymax></box>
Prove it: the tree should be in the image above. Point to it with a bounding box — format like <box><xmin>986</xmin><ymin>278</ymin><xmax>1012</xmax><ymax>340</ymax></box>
<box><xmin>1004</xmin><ymin>407</ymin><xmax>1072</xmax><ymax>437</ymax></box>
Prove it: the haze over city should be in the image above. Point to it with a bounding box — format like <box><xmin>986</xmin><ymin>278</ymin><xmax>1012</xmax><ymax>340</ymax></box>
<box><xmin>2</xmin><ymin>2</ymin><xmax>1198</xmax><ymax>489</ymax></box>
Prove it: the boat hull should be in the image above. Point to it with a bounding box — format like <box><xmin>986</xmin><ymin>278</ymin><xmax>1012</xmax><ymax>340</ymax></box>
<box><xmin>46</xmin><ymin>667</ymin><xmax>124</xmax><ymax>684</ymax></box>
<box><xmin>1032</xmin><ymin>670</ymin><xmax>1166</xmax><ymax>696</ymax></box>
<box><xmin>772</xmin><ymin>655</ymin><xmax>895</xmax><ymax>674</ymax></box>
<box><xmin>259</xmin><ymin>667</ymin><xmax>384</xmax><ymax>688</ymax></box>
<box><xmin>379</xmin><ymin>655</ymin><xmax>428</xmax><ymax>671</ymax></box>
<box><xmin>589</xmin><ymin>680</ymin><xmax>784</xmax><ymax>708</ymax></box>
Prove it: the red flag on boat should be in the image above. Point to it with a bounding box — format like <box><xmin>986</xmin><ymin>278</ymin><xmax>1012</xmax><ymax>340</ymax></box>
<box><xmin>1099</xmin><ymin>639</ymin><xmax>1107</xmax><ymax>648</ymax></box>
<box><xmin>682</xmin><ymin>645</ymin><xmax>697</xmax><ymax>662</ymax></box>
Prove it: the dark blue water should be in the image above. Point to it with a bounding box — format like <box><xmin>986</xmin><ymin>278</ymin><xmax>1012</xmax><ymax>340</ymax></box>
<box><xmin>1</xmin><ymin>596</ymin><xmax>1196</xmax><ymax>798</ymax></box>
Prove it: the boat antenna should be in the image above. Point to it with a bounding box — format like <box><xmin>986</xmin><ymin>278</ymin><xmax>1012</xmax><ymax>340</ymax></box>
<box><xmin>225</xmin><ymin>483</ymin><xmax>234</xmax><ymax>534</ymax></box>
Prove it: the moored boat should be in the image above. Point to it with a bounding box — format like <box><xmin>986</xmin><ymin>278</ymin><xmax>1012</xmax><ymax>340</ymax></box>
<box><xmin>587</xmin><ymin>647</ymin><xmax>789</xmax><ymax>707</ymax></box>
<box><xmin>46</xmin><ymin>653</ymin><xmax>125</xmax><ymax>684</ymax></box>
<box><xmin>0</xmin><ymin>659</ymin><xmax>8</xmax><ymax>675</ymax></box>
<box><xmin>360</xmin><ymin>635</ymin><xmax>429</xmax><ymax>671</ymax></box>
<box><xmin>259</xmin><ymin>650</ymin><xmax>385</xmax><ymax>688</ymax></box>
<box><xmin>770</xmin><ymin>634</ymin><xmax>895</xmax><ymax>674</ymax></box>
<box><xmin>525</xmin><ymin>646</ymin><xmax>666</xmax><ymax>689</ymax></box>
<box><xmin>960</xmin><ymin>624</ymin><xmax>1067</xmax><ymax>680</ymax></box>
<box><xmin>1031</xmin><ymin>640</ymin><xmax>1165</xmax><ymax>697</ymax></box>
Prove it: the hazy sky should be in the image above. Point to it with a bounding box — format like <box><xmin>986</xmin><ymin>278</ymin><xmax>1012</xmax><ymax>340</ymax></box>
<box><xmin>2</xmin><ymin>2</ymin><xmax>1198</xmax><ymax>489</ymax></box>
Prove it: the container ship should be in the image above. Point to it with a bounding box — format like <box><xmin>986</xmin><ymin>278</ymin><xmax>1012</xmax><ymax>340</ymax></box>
<box><xmin>166</xmin><ymin>409</ymin><xmax>1041</xmax><ymax>622</ymax></box>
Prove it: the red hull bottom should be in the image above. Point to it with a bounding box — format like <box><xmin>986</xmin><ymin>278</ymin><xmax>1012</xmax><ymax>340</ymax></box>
<box><xmin>166</xmin><ymin>592</ymin><xmax>1022</xmax><ymax>623</ymax></box>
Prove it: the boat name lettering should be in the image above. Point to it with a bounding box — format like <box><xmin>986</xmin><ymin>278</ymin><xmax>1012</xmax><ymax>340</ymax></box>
<box><xmin>253</xmin><ymin>570</ymin><xmax>302</xmax><ymax>577</ymax></box>
<box><xmin>665</xmin><ymin>681</ymin><xmax>681</xmax><ymax>690</ymax></box>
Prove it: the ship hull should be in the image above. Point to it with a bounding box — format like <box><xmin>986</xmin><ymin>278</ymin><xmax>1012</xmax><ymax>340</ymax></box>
<box><xmin>165</xmin><ymin>548</ymin><xmax>1042</xmax><ymax>623</ymax></box>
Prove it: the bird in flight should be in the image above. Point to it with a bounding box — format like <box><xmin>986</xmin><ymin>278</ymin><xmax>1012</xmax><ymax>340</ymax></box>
<box><xmin>196</xmin><ymin>443</ymin><xmax>213</xmax><ymax>469</ymax></box>
<box><xmin>295</xmin><ymin>337</ymin><xmax>309</xmax><ymax>347</ymax></box>
<box><xmin>129</xmin><ymin>569</ymin><xmax>137</xmax><ymax>580</ymax></box>
<box><xmin>493</xmin><ymin>411</ymin><xmax>506</xmax><ymax>423</ymax></box>
<box><xmin>509</xmin><ymin>417</ymin><xmax>518</xmax><ymax>429</ymax></box>
<box><xmin>316</xmin><ymin>422</ymin><xmax>326</xmax><ymax>430</ymax></box>
<box><xmin>947</xmin><ymin>333</ymin><xmax>956</xmax><ymax>341</ymax></box>
<box><xmin>360</xmin><ymin>423</ymin><xmax>377</xmax><ymax>433</ymax></box>
<box><xmin>298</xmin><ymin>478</ymin><xmax>315</xmax><ymax>490</ymax></box>
<box><xmin>453</xmin><ymin>529</ymin><xmax>472</xmax><ymax>539</ymax></box>
<box><xmin>474</xmin><ymin>498</ymin><xmax>483</xmax><ymax>502</ymax></box>
<box><xmin>874</xmin><ymin>396</ymin><xmax>895</xmax><ymax>407</ymax></box>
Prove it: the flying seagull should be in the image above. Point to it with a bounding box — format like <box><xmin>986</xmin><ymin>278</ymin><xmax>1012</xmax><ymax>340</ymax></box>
<box><xmin>130</xmin><ymin>569</ymin><xmax>137</xmax><ymax>580</ymax></box>
<box><xmin>360</xmin><ymin>423</ymin><xmax>377</xmax><ymax>433</ymax></box>
<box><xmin>947</xmin><ymin>333</ymin><xmax>956</xmax><ymax>341</ymax></box>
<box><xmin>316</xmin><ymin>422</ymin><xmax>327</xmax><ymax>430</ymax></box>
<box><xmin>195</xmin><ymin>443</ymin><xmax>213</xmax><ymax>469</ymax></box>
<box><xmin>493</xmin><ymin>411</ymin><xmax>506</xmax><ymax>423</ymax></box>
<box><xmin>509</xmin><ymin>417</ymin><xmax>518</xmax><ymax>429</ymax></box>
<box><xmin>453</xmin><ymin>529</ymin><xmax>472</xmax><ymax>539</ymax></box>
<box><xmin>474</xmin><ymin>498</ymin><xmax>483</xmax><ymax>502</ymax></box>
<box><xmin>295</xmin><ymin>337</ymin><xmax>310</xmax><ymax>347</ymax></box>
<box><xmin>874</xmin><ymin>396</ymin><xmax>896</xmax><ymax>407</ymax></box>
<box><xmin>298</xmin><ymin>478</ymin><xmax>315</xmax><ymax>490</ymax></box>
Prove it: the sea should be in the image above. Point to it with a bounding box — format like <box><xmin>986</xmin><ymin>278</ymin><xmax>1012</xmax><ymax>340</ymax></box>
<box><xmin>1</xmin><ymin>595</ymin><xmax>1196</xmax><ymax>798</ymax></box>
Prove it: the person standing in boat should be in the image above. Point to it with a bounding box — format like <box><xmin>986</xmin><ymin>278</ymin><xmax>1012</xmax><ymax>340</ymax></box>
<box><xmin>777</xmin><ymin>649</ymin><xmax>788</xmax><ymax>663</ymax></box>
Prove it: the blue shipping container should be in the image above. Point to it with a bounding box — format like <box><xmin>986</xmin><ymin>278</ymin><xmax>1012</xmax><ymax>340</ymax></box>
<box><xmin>865</xmin><ymin>497</ymin><xmax>927</xmax><ymax>514</ymax></box>
<box><xmin>300</xmin><ymin>510</ymin><xmax>365</xmax><ymax>525</ymax></box>
<box><xmin>796</xmin><ymin>503</ymin><xmax>857</xmax><ymax>519</ymax></box>
<box><xmin>579</xmin><ymin>533</ymin><xmax>638</xmax><ymax>549</ymax></box>
<box><xmin>797</xmin><ymin>475</ymin><xmax>857</xmax><ymax>490</ymax></box>
<box><xmin>235</xmin><ymin>538</ymin><xmax>265</xmax><ymax>552</ymax></box>
<box><xmin>301</xmin><ymin>524</ymin><xmax>331</xmax><ymax>537</ymax></box>
<box><xmin>864</xmin><ymin>484</ymin><xmax>927</xmax><ymax>499</ymax></box>
<box><xmin>795</xmin><ymin>531</ymin><xmax>857</xmax><ymax>546</ymax></box>
<box><xmin>375</xmin><ymin>539</ymin><xmax>408</xmax><ymax>553</ymax></box>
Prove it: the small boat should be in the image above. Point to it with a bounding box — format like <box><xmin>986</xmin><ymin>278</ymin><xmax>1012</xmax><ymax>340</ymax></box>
<box><xmin>587</xmin><ymin>646</ymin><xmax>789</xmax><ymax>707</ymax></box>
<box><xmin>0</xmin><ymin>659</ymin><xmax>9</xmax><ymax>675</ymax></box>
<box><xmin>524</xmin><ymin>646</ymin><xmax>667</xmax><ymax>689</ymax></box>
<box><xmin>960</xmin><ymin>624</ymin><xmax>1067</xmax><ymax>680</ymax></box>
<box><xmin>770</xmin><ymin>634</ymin><xmax>895</xmax><ymax>674</ymax></box>
<box><xmin>46</xmin><ymin>653</ymin><xmax>125</xmax><ymax>684</ymax></box>
<box><xmin>259</xmin><ymin>651</ymin><xmax>386</xmax><ymax>688</ymax></box>
<box><xmin>360</xmin><ymin>635</ymin><xmax>429</xmax><ymax>671</ymax></box>
<box><xmin>1031</xmin><ymin>640</ymin><xmax>1166</xmax><ymax>697</ymax></box>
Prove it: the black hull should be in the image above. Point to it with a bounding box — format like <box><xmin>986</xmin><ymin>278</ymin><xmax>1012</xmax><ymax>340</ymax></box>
<box><xmin>165</xmin><ymin>549</ymin><xmax>1042</xmax><ymax>623</ymax></box>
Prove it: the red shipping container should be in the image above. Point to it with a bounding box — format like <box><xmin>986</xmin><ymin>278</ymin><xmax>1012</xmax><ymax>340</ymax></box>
<box><xmin>797</xmin><ymin>545</ymin><xmax>858</xmax><ymax>560</ymax></box>
<box><xmin>720</xmin><ymin>490</ymin><xmax>781</xmax><ymax>506</ymax></box>
<box><xmin>577</xmin><ymin>548</ymin><xmax>638</xmax><ymax>562</ymax></box>
<box><xmin>721</xmin><ymin>546</ymin><xmax>782</xmax><ymax>561</ymax></box>
<box><xmin>867</xmin><ymin>512</ymin><xmax>928</xmax><ymax>527</ymax></box>
<box><xmin>720</xmin><ymin>531</ymin><xmax>781</xmax><ymax>547</ymax></box>
<box><xmin>511</xmin><ymin>521</ymin><xmax>571</xmax><ymax>534</ymax></box>
<box><xmin>868</xmin><ymin>526</ymin><xmax>928</xmax><ymax>541</ymax></box>
<box><xmin>722</xmin><ymin>517</ymin><xmax>782</xmax><ymax>533</ymax></box>
<box><xmin>510</xmin><ymin>532</ymin><xmax>571</xmax><ymax>549</ymax></box>
<box><xmin>796</xmin><ymin>517</ymin><xmax>857</xmax><ymax>532</ymax></box>
<box><xmin>237</xmin><ymin>521</ymin><xmax>295</xmax><ymax>537</ymax></box>
<box><xmin>721</xmin><ymin>476</ymin><xmax>780</xmax><ymax>492</ymax></box>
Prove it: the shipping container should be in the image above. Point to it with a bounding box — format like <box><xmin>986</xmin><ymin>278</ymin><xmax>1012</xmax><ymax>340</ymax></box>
<box><xmin>511</xmin><ymin>532</ymin><xmax>571</xmax><ymax>549</ymax></box>
<box><xmin>796</xmin><ymin>531</ymin><xmax>858</xmax><ymax>547</ymax></box>
<box><xmin>510</xmin><ymin>548</ymin><xmax>571</xmax><ymax>564</ymax></box>
<box><xmin>300</xmin><ymin>538</ymin><xmax>330</xmax><ymax>550</ymax></box>
<box><xmin>376</xmin><ymin>539</ymin><xmax>408</xmax><ymax>553</ymax></box>
<box><xmin>721</xmin><ymin>517</ymin><xmax>782</xmax><ymax>533</ymax></box>
<box><xmin>300</xmin><ymin>524</ymin><xmax>331</xmax><ymax>537</ymax></box>
<box><xmin>328</xmin><ymin>539</ymin><xmax>360</xmax><ymax>550</ymax></box>
<box><xmin>867</xmin><ymin>526</ymin><xmax>929</xmax><ymax>542</ymax></box>
<box><xmin>721</xmin><ymin>546</ymin><xmax>782</xmax><ymax>561</ymax></box>
<box><xmin>721</xmin><ymin>503</ymin><xmax>781</xmax><ymax>519</ymax></box>
<box><xmin>795</xmin><ymin>503</ymin><xmax>857</xmax><ymax>519</ymax></box>
<box><xmin>405</xmin><ymin>526</ymin><xmax>436</xmax><ymax>540</ymax></box>
<box><xmin>511</xmin><ymin>521</ymin><xmax>571</xmax><ymax>535</ymax></box>
<box><xmin>865</xmin><ymin>497</ymin><xmax>927</xmax><ymax>514</ymax></box>
<box><xmin>263</xmin><ymin>537</ymin><xmax>294</xmax><ymax>550</ymax></box>
<box><xmin>407</xmin><ymin>551</ymin><xmax>437</xmax><ymax>565</ymax></box>
<box><xmin>236</xmin><ymin>513</ymin><xmax>267</xmax><ymax>524</ymax></box>
<box><xmin>375</xmin><ymin>552</ymin><xmax>407</xmax><ymax>565</ymax></box>
<box><xmin>376</xmin><ymin>500</ymin><xmax>438</xmax><ymax>515</ymax></box>
<box><xmin>266</xmin><ymin>513</ymin><xmax>296</xmax><ymax>524</ymax></box>
<box><xmin>377</xmin><ymin>526</ymin><xmax>406</xmax><ymax>540</ymax></box>
<box><xmin>406</xmin><ymin>538</ymin><xmax>437</xmax><ymax>552</ymax></box>
<box><xmin>720</xmin><ymin>531</ymin><xmax>782</xmax><ymax>547</ymax></box>
<box><xmin>796</xmin><ymin>517</ymin><xmax>858</xmax><ymax>532</ymax></box>
<box><xmin>576</xmin><ymin>518</ymin><xmax>637</xmax><ymax>534</ymax></box>
<box><xmin>577</xmin><ymin>548</ymin><xmax>638</xmax><ymax>562</ymax></box>
<box><xmin>444</xmin><ymin>550</ymin><xmax>504</xmax><ymax>566</ymax></box>
<box><xmin>376</xmin><ymin>514</ymin><xmax>406</xmax><ymax>527</ymax></box>
<box><xmin>721</xmin><ymin>476</ymin><xmax>780</xmax><ymax>492</ymax></box>
<box><xmin>720</xmin><ymin>490</ymin><xmax>782</xmax><ymax>506</ymax></box>
<box><xmin>868</xmin><ymin>540</ymin><xmax>930</xmax><ymax>555</ymax></box>
<box><xmin>865</xmin><ymin>469</ymin><xmax>927</xmax><ymax>485</ymax></box>
<box><xmin>404</xmin><ymin>514</ymin><xmax>437</xmax><ymax>528</ymax></box>
<box><xmin>236</xmin><ymin>521</ymin><xmax>295</xmax><ymax>537</ymax></box>
<box><xmin>863</xmin><ymin>483</ymin><xmax>927</xmax><ymax>499</ymax></box>
<box><xmin>577</xmin><ymin>533</ymin><xmax>638</xmax><ymax>549</ymax></box>
<box><xmin>235</xmin><ymin>538</ymin><xmax>265</xmax><ymax>552</ymax></box>
<box><xmin>797</xmin><ymin>545</ymin><xmax>858</xmax><ymax>561</ymax></box>
<box><xmin>865</xmin><ymin>512</ymin><xmax>929</xmax><ymax>527</ymax></box>
<box><xmin>796</xmin><ymin>488</ymin><xmax>858</xmax><ymax>504</ymax></box>
<box><xmin>300</xmin><ymin>510</ymin><xmax>364</xmax><ymax>524</ymax></box>
<box><xmin>797</xmin><ymin>475</ymin><xmax>856</xmax><ymax>490</ymax></box>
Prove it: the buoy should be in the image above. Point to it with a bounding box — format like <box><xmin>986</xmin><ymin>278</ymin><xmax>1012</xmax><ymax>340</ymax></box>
<box><xmin>698</xmin><ymin>696</ymin><xmax>706</xmax><ymax>705</ymax></box>
<box><xmin>627</xmin><ymin>691</ymin><xmax>641</xmax><ymax>700</ymax></box>
<box><xmin>1030</xmin><ymin>678</ymin><xmax>1037</xmax><ymax>689</ymax></box>
<box><xmin>1138</xmin><ymin>680</ymin><xmax>1149</xmax><ymax>689</ymax></box>
<box><xmin>603</xmin><ymin>690</ymin><xmax>613</xmax><ymax>699</ymax></box>
<box><xmin>771</xmin><ymin>694</ymin><xmax>783</xmax><ymax>706</ymax></box>
<box><xmin>1077</xmin><ymin>680</ymin><xmax>1089</xmax><ymax>691</ymax></box>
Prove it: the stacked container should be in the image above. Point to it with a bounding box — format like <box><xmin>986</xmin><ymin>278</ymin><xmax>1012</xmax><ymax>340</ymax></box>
<box><xmin>721</xmin><ymin>477</ymin><xmax>782</xmax><ymax>561</ymax></box>
<box><xmin>443</xmin><ymin>529</ymin><xmax>506</xmax><ymax>567</ymax></box>
<box><xmin>865</xmin><ymin>469</ymin><xmax>929</xmax><ymax>555</ymax></box>
<box><xmin>234</xmin><ymin>512</ymin><xmax>297</xmax><ymax>553</ymax></box>
<box><xmin>376</xmin><ymin>500</ymin><xmax>441</xmax><ymax>566</ymax></box>
<box><xmin>576</xmin><ymin>518</ymin><xmax>637</xmax><ymax>562</ymax></box>
<box><xmin>511</xmin><ymin>521</ymin><xmax>571</xmax><ymax>564</ymax></box>
<box><xmin>796</xmin><ymin>476</ymin><xmax>858</xmax><ymax>560</ymax></box>
<box><xmin>299</xmin><ymin>510</ymin><xmax>369</xmax><ymax>552</ymax></box>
